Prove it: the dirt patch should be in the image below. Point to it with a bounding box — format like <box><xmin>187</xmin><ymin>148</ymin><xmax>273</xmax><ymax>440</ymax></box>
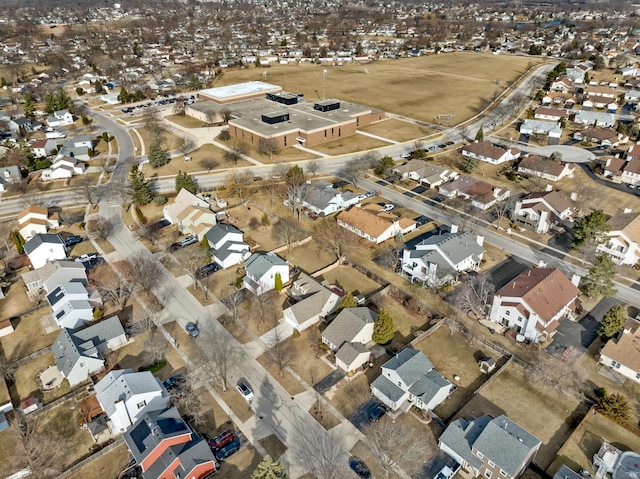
<box><xmin>166</xmin><ymin>114</ymin><xmax>207</xmax><ymax>128</ymax></box>
<box><xmin>308</xmin><ymin>400</ymin><xmax>341</xmax><ymax>430</ymax></box>
<box><xmin>324</xmin><ymin>373</ymin><xmax>371</xmax><ymax>418</ymax></box>
<box><xmin>313</xmin><ymin>134</ymin><xmax>390</xmax><ymax>156</ymax></box>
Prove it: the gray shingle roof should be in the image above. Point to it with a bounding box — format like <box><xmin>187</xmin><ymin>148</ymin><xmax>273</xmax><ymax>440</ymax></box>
<box><xmin>412</xmin><ymin>231</ymin><xmax>485</xmax><ymax>266</ymax></box>
<box><xmin>23</xmin><ymin>233</ymin><xmax>64</xmax><ymax>255</ymax></box>
<box><xmin>204</xmin><ymin>223</ymin><xmax>242</xmax><ymax>246</ymax></box>
<box><xmin>285</xmin><ymin>273</ymin><xmax>338</xmax><ymax>325</ymax></box>
<box><xmin>245</xmin><ymin>252</ymin><xmax>287</xmax><ymax>279</ymax></box>
<box><xmin>335</xmin><ymin>342</ymin><xmax>369</xmax><ymax>367</ymax></box>
<box><xmin>408</xmin><ymin>369</ymin><xmax>452</xmax><ymax>404</ymax></box>
<box><xmin>21</xmin><ymin>260</ymin><xmax>84</xmax><ymax>286</ymax></box>
<box><xmin>439</xmin><ymin>416</ymin><xmax>488</xmax><ymax>470</ymax></box>
<box><xmin>303</xmin><ymin>183</ymin><xmax>357</xmax><ymax>211</ymax></box>
<box><xmin>553</xmin><ymin>465</ymin><xmax>583</xmax><ymax>479</ymax></box>
<box><xmin>384</xmin><ymin>348</ymin><xmax>433</xmax><ymax>385</ymax></box>
<box><xmin>95</xmin><ymin>369</ymin><xmax>164</xmax><ymax>419</ymax></box>
<box><xmin>322</xmin><ymin>307</ymin><xmax>377</xmax><ymax>348</ymax></box>
<box><xmin>371</xmin><ymin>374</ymin><xmax>406</xmax><ymax>403</ymax></box>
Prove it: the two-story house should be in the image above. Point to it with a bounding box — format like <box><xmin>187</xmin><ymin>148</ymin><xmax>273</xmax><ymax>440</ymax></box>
<box><xmin>371</xmin><ymin>348</ymin><xmax>452</xmax><ymax>413</ymax></box>
<box><xmin>439</xmin><ymin>414</ymin><xmax>541</xmax><ymax>479</ymax></box>
<box><xmin>22</xmin><ymin>260</ymin><xmax>87</xmax><ymax>300</ymax></box>
<box><xmin>95</xmin><ymin>368</ymin><xmax>171</xmax><ymax>433</ymax></box>
<box><xmin>31</xmin><ymin>139</ymin><xmax>57</xmax><ymax>158</ymax></box>
<box><xmin>243</xmin><ymin>252</ymin><xmax>289</xmax><ymax>295</ymax></box>
<box><xmin>401</xmin><ymin>227</ymin><xmax>485</xmax><ymax>286</ymax></box>
<box><xmin>45</xmin><ymin>109</ymin><xmax>74</xmax><ymax>128</ymax></box>
<box><xmin>283</xmin><ymin>272</ymin><xmax>341</xmax><ymax>331</ymax></box>
<box><xmin>488</xmin><ymin>268</ymin><xmax>580</xmax><ymax>342</ymax></box>
<box><xmin>336</xmin><ymin>203</ymin><xmax>416</xmax><ymax>244</ymax></box>
<box><xmin>17</xmin><ymin>205</ymin><xmax>60</xmax><ymax>241</ymax></box>
<box><xmin>24</xmin><ymin>233</ymin><xmax>67</xmax><ymax>269</ymax></box>
<box><xmin>164</xmin><ymin>189</ymin><xmax>217</xmax><ymax>240</ymax></box>
<box><xmin>47</xmin><ymin>282</ymin><xmax>93</xmax><ymax>329</ymax></box>
<box><xmin>321</xmin><ymin>307</ymin><xmax>377</xmax><ymax>372</ymax></box>
<box><xmin>512</xmin><ymin>190</ymin><xmax>577</xmax><ymax>234</ymax></box>
<box><xmin>596</xmin><ymin>211</ymin><xmax>640</xmax><ymax>266</ymax></box>
<box><xmin>461</xmin><ymin>141</ymin><xmax>520</xmax><ymax>165</ymax></box>
<box><xmin>598</xmin><ymin>318</ymin><xmax>640</xmax><ymax>383</ymax></box>
<box><xmin>41</xmin><ymin>155</ymin><xmax>86</xmax><ymax>181</ymax></box>
<box><xmin>204</xmin><ymin>223</ymin><xmax>250</xmax><ymax>269</ymax></box>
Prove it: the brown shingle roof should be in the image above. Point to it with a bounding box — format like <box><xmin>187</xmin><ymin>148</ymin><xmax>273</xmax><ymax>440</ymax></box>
<box><xmin>605</xmin><ymin>158</ymin><xmax>626</xmax><ymax>175</ymax></box>
<box><xmin>462</xmin><ymin>141</ymin><xmax>508</xmax><ymax>161</ymax></box>
<box><xmin>495</xmin><ymin>268</ymin><xmax>579</xmax><ymax>322</ymax></box>
<box><xmin>18</xmin><ymin>205</ymin><xmax>47</xmax><ymax>221</ymax></box>
<box><xmin>607</xmin><ymin>212</ymin><xmax>640</xmax><ymax>244</ymax></box>
<box><xmin>534</xmin><ymin>107</ymin><xmax>571</xmax><ymax>118</ymax></box>
<box><xmin>601</xmin><ymin>319</ymin><xmax>640</xmax><ymax>373</ymax></box>
<box><xmin>624</xmin><ymin>159</ymin><xmax>640</xmax><ymax>175</ymax></box>
<box><xmin>523</xmin><ymin>190</ymin><xmax>575</xmax><ymax>215</ymax></box>
<box><xmin>337</xmin><ymin>204</ymin><xmax>404</xmax><ymax>239</ymax></box>
<box><xmin>518</xmin><ymin>155</ymin><xmax>567</xmax><ymax>177</ymax></box>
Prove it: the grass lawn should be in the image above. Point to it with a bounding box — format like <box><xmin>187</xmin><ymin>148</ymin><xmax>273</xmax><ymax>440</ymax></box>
<box><xmin>243</xmin><ymin>222</ymin><xmax>281</xmax><ymax>253</ymax></box>
<box><xmin>190</xmin><ymin>389</ymin><xmax>236</xmax><ymax>439</ymax></box>
<box><xmin>549</xmin><ymin>410</ymin><xmax>640</xmax><ymax>476</ymax></box>
<box><xmin>138</xmin><ymin>127</ymin><xmax>183</xmax><ymax>153</ymax></box>
<box><xmin>0</xmin><ymin>309</ymin><xmax>58</xmax><ymax>361</ymax></box>
<box><xmin>359</xmin><ymin>118</ymin><xmax>438</xmax><ymax>142</ymax></box>
<box><xmin>319</xmin><ymin>265</ymin><xmax>382</xmax><ymax>296</ymax></box>
<box><xmin>323</xmin><ymin>373</ymin><xmax>371</xmax><ymax>418</ymax></box>
<box><xmin>375</xmin><ymin>294</ymin><xmax>432</xmax><ymax>345</ymax></box>
<box><xmin>0</xmin><ymin>280</ymin><xmax>37</xmax><ymax>322</ymax></box>
<box><xmin>217</xmin><ymin>444</ymin><xmax>262</xmax><ymax>479</ymax></box>
<box><xmin>130</xmin><ymin>129</ymin><xmax>142</xmax><ymax>153</ymax></box>
<box><xmin>256</xmin><ymin>352</ymin><xmax>306</xmax><ymax>396</ymax></box>
<box><xmin>209</xmin><ymin>267</ymin><xmax>245</xmax><ymax>301</ymax></box>
<box><xmin>216</xmin><ymin>137</ymin><xmax>319</xmax><ymax>164</ymax></box>
<box><xmin>220</xmin><ymin>53</ymin><xmax>541</xmax><ymax>123</ymax></box>
<box><xmin>143</xmin><ymin>143</ymin><xmax>251</xmax><ymax>176</ymax></box>
<box><xmin>166</xmin><ymin>114</ymin><xmax>207</xmax><ymax>128</ymax></box>
<box><xmin>414</xmin><ymin>327</ymin><xmax>505</xmax><ymax>421</ymax></box>
<box><xmin>313</xmin><ymin>134</ymin><xmax>390</xmax><ymax>156</ymax></box>
<box><xmin>455</xmin><ymin>362</ymin><xmax>587</xmax><ymax>468</ymax></box>
<box><xmin>259</xmin><ymin>434</ymin><xmax>287</xmax><ymax>460</ymax></box>
<box><xmin>280</xmin><ymin>240</ymin><xmax>337</xmax><ymax>274</ymax></box>
<box><xmin>309</xmin><ymin>400</ymin><xmax>341</xmax><ymax>430</ymax></box>
<box><xmin>65</xmin><ymin>443</ymin><xmax>130</xmax><ymax>479</ymax></box>
<box><xmin>284</xmin><ymin>326</ymin><xmax>332</xmax><ymax>387</ymax></box>
<box><xmin>12</xmin><ymin>351</ymin><xmax>72</xmax><ymax>405</ymax></box>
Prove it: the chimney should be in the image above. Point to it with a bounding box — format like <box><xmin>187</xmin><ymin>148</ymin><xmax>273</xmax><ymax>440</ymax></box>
<box><xmin>570</xmin><ymin>192</ymin><xmax>577</xmax><ymax>202</ymax></box>
<box><xmin>538</xmin><ymin>260</ymin><xmax>547</xmax><ymax>267</ymax></box>
<box><xmin>624</xmin><ymin>208</ymin><xmax>632</xmax><ymax>214</ymax></box>
<box><xmin>571</xmin><ymin>274</ymin><xmax>581</xmax><ymax>287</ymax></box>
<box><xmin>476</xmin><ymin>235</ymin><xmax>484</xmax><ymax>246</ymax></box>
<box><xmin>450</xmin><ymin>224</ymin><xmax>459</xmax><ymax>234</ymax></box>
<box><xmin>545</xmin><ymin>184</ymin><xmax>553</xmax><ymax>192</ymax></box>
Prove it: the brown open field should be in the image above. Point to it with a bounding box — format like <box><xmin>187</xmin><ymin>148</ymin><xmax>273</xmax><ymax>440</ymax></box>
<box><xmin>65</xmin><ymin>443</ymin><xmax>130</xmax><ymax>479</ymax></box>
<box><xmin>455</xmin><ymin>362</ymin><xmax>587</xmax><ymax>468</ymax></box>
<box><xmin>549</xmin><ymin>410</ymin><xmax>640</xmax><ymax>476</ymax></box>
<box><xmin>219</xmin><ymin>53</ymin><xmax>543</xmax><ymax>123</ymax></box>
<box><xmin>0</xmin><ymin>309</ymin><xmax>58</xmax><ymax>361</ymax></box>
<box><xmin>359</xmin><ymin>118</ymin><xmax>438</xmax><ymax>142</ymax></box>
<box><xmin>319</xmin><ymin>265</ymin><xmax>382</xmax><ymax>296</ymax></box>
<box><xmin>280</xmin><ymin>240</ymin><xmax>337</xmax><ymax>274</ymax></box>
<box><xmin>166</xmin><ymin>114</ymin><xmax>207</xmax><ymax>128</ymax></box>
<box><xmin>143</xmin><ymin>143</ymin><xmax>253</xmax><ymax>177</ymax></box>
<box><xmin>0</xmin><ymin>281</ymin><xmax>37</xmax><ymax>324</ymax></box>
<box><xmin>313</xmin><ymin>134</ymin><xmax>390</xmax><ymax>156</ymax></box>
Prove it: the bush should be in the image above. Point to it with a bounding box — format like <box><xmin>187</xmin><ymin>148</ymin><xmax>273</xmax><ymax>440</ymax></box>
<box><xmin>438</xmin><ymin>283</ymin><xmax>454</xmax><ymax>294</ymax></box>
<box><xmin>261</xmin><ymin>214</ymin><xmax>270</xmax><ymax>226</ymax></box>
<box><xmin>93</xmin><ymin>309</ymin><xmax>103</xmax><ymax>320</ymax></box>
<box><xmin>153</xmin><ymin>196</ymin><xmax>168</xmax><ymax>205</ymax></box>
<box><xmin>217</xmin><ymin>129</ymin><xmax>231</xmax><ymax>141</ymax></box>
<box><xmin>506</xmin><ymin>170</ymin><xmax>517</xmax><ymax>181</ymax></box>
<box><xmin>148</xmin><ymin>360</ymin><xmax>167</xmax><ymax>373</ymax></box>
<box><xmin>79</xmin><ymin>222</ymin><xmax>85</xmax><ymax>230</ymax></box>
<box><xmin>135</xmin><ymin>207</ymin><xmax>148</xmax><ymax>224</ymax></box>
<box><xmin>292</xmin><ymin>330</ymin><xmax>301</xmax><ymax>338</ymax></box>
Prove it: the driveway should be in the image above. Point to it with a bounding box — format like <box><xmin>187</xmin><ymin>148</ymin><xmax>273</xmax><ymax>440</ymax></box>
<box><xmin>314</xmin><ymin>369</ymin><xmax>346</xmax><ymax>394</ymax></box>
<box><xmin>348</xmin><ymin>398</ymin><xmax>379</xmax><ymax>431</ymax></box>
<box><xmin>485</xmin><ymin>257</ymin><xmax>533</xmax><ymax>289</ymax></box>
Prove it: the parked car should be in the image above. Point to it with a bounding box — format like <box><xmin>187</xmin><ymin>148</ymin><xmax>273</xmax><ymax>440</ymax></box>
<box><xmin>435</xmin><ymin>460</ymin><xmax>461</xmax><ymax>479</ymax></box>
<box><xmin>209</xmin><ymin>429</ymin><xmax>236</xmax><ymax>450</ymax></box>
<box><xmin>178</xmin><ymin>235</ymin><xmax>198</xmax><ymax>247</ymax></box>
<box><xmin>349</xmin><ymin>457</ymin><xmax>372</xmax><ymax>479</ymax></box>
<box><xmin>185</xmin><ymin>322</ymin><xmax>199</xmax><ymax>338</ymax></box>
<box><xmin>415</xmin><ymin>215</ymin><xmax>430</xmax><ymax>227</ymax></box>
<box><xmin>214</xmin><ymin>437</ymin><xmax>241</xmax><ymax>461</ymax></box>
<box><xmin>75</xmin><ymin>253</ymin><xmax>97</xmax><ymax>263</ymax></box>
<box><xmin>162</xmin><ymin>374</ymin><xmax>184</xmax><ymax>391</ymax></box>
<box><xmin>399</xmin><ymin>152</ymin><xmax>412</xmax><ymax>159</ymax></box>
<box><xmin>196</xmin><ymin>262</ymin><xmax>219</xmax><ymax>278</ymax></box>
<box><xmin>367</xmin><ymin>403</ymin><xmax>387</xmax><ymax>422</ymax></box>
<box><xmin>380</xmin><ymin>203</ymin><xmax>395</xmax><ymax>212</ymax></box>
<box><xmin>363</xmin><ymin>190</ymin><xmax>376</xmax><ymax>198</ymax></box>
<box><xmin>236</xmin><ymin>381</ymin><xmax>254</xmax><ymax>402</ymax></box>
<box><xmin>64</xmin><ymin>235</ymin><xmax>84</xmax><ymax>247</ymax></box>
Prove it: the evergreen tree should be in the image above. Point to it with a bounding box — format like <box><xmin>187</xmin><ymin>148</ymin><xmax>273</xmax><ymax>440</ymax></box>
<box><xmin>274</xmin><ymin>272</ymin><xmax>283</xmax><ymax>291</ymax></box>
<box><xmin>12</xmin><ymin>231</ymin><xmax>25</xmax><ymax>254</ymax></box>
<box><xmin>128</xmin><ymin>165</ymin><xmax>154</xmax><ymax>206</ymax></box>
<box><xmin>201</xmin><ymin>236</ymin><xmax>210</xmax><ymax>250</ymax></box>
<box><xmin>599</xmin><ymin>393</ymin><xmax>630</xmax><ymax>424</ymax></box>
<box><xmin>598</xmin><ymin>304</ymin><xmax>627</xmax><ymax>339</ymax></box>
<box><xmin>475</xmin><ymin>125</ymin><xmax>484</xmax><ymax>142</ymax></box>
<box><xmin>338</xmin><ymin>293</ymin><xmax>357</xmax><ymax>311</ymax></box>
<box><xmin>581</xmin><ymin>254</ymin><xmax>617</xmax><ymax>298</ymax></box>
<box><xmin>19</xmin><ymin>141</ymin><xmax>38</xmax><ymax>172</ymax></box>
<box><xmin>23</xmin><ymin>93</ymin><xmax>35</xmax><ymax>120</ymax></box>
<box><xmin>148</xmin><ymin>142</ymin><xmax>169</xmax><ymax>168</ymax></box>
<box><xmin>118</xmin><ymin>86</ymin><xmax>130</xmax><ymax>104</ymax></box>
<box><xmin>373</xmin><ymin>309</ymin><xmax>395</xmax><ymax>345</ymax></box>
<box><xmin>45</xmin><ymin>88</ymin><xmax>73</xmax><ymax>114</ymax></box>
<box><xmin>251</xmin><ymin>455</ymin><xmax>288</xmax><ymax>479</ymax></box>
<box><xmin>573</xmin><ymin>210</ymin><xmax>610</xmax><ymax>249</ymax></box>
<box><xmin>175</xmin><ymin>171</ymin><xmax>196</xmax><ymax>194</ymax></box>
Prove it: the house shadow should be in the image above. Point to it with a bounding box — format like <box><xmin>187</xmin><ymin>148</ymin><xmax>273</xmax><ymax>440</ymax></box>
<box><xmin>537</xmin><ymin>403</ymin><xmax>589</xmax><ymax>469</ymax></box>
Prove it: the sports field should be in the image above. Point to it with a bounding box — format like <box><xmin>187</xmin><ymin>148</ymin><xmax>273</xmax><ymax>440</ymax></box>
<box><xmin>217</xmin><ymin>52</ymin><xmax>544</xmax><ymax>123</ymax></box>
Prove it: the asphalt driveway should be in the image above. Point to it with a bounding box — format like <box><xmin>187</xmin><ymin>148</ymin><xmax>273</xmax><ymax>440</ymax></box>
<box><xmin>485</xmin><ymin>257</ymin><xmax>533</xmax><ymax>290</ymax></box>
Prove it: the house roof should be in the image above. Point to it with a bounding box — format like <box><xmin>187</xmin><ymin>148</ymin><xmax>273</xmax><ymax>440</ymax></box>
<box><xmin>601</xmin><ymin>318</ymin><xmax>640</xmax><ymax>372</ymax></box>
<box><xmin>394</xmin><ymin>159</ymin><xmax>454</xmax><ymax>181</ymax></box>
<box><xmin>553</xmin><ymin>465</ymin><xmax>584</xmax><ymax>479</ymax></box>
<box><xmin>605</xmin><ymin>158</ymin><xmax>626</xmax><ymax>175</ymax></box>
<box><xmin>303</xmin><ymin>182</ymin><xmax>357</xmax><ymax>211</ymax></box>
<box><xmin>462</xmin><ymin>141</ymin><xmax>510</xmax><ymax>160</ymax></box>
<box><xmin>574</xmin><ymin>110</ymin><xmax>615</xmax><ymax>123</ymax></box>
<box><xmin>518</xmin><ymin>155</ymin><xmax>569</xmax><ymax>177</ymax></box>
<box><xmin>440</xmin><ymin>176</ymin><xmax>506</xmax><ymax>204</ymax></box>
<box><xmin>383</xmin><ymin>348</ymin><xmax>433</xmax><ymax>385</ymax></box>
<box><xmin>52</xmin><ymin>316</ymin><xmax>124</xmax><ymax>377</ymax></box>
<box><xmin>534</xmin><ymin>106</ymin><xmax>571</xmax><ymax>118</ymax></box>
<box><xmin>408</xmin><ymin>369</ymin><xmax>452</xmax><ymax>404</ymax></box>
<box><xmin>23</xmin><ymin>233</ymin><xmax>64</xmax><ymax>255</ymax></box>
<box><xmin>337</xmin><ymin>204</ymin><xmax>406</xmax><ymax>239</ymax></box>
<box><xmin>523</xmin><ymin>190</ymin><xmax>575</xmax><ymax>215</ymax></box>
<box><xmin>245</xmin><ymin>252</ymin><xmax>287</xmax><ymax>279</ymax></box>
<box><xmin>495</xmin><ymin>268</ymin><xmax>579</xmax><ymax>322</ymax></box>
<box><xmin>439</xmin><ymin>416</ymin><xmax>488</xmax><ymax>470</ymax></box>
<box><xmin>47</xmin><ymin>281</ymin><xmax>88</xmax><ymax>307</ymax></box>
<box><xmin>322</xmin><ymin>307</ymin><xmax>377</xmax><ymax>347</ymax></box>
<box><xmin>578</xmin><ymin>127</ymin><xmax>619</xmax><ymax>142</ymax></box>
<box><xmin>21</xmin><ymin>260</ymin><xmax>84</xmax><ymax>287</ymax></box>
<box><xmin>95</xmin><ymin>368</ymin><xmax>165</xmax><ymax>419</ymax></box>
<box><xmin>336</xmin><ymin>342</ymin><xmax>369</xmax><ymax>368</ymax></box>
<box><xmin>285</xmin><ymin>272</ymin><xmax>338</xmax><ymax>325</ymax></box>
<box><xmin>204</xmin><ymin>223</ymin><xmax>242</xmax><ymax>245</ymax></box>
<box><xmin>607</xmin><ymin>212</ymin><xmax>640</xmax><ymax>244</ymax></box>
<box><xmin>409</xmin><ymin>231</ymin><xmax>485</xmax><ymax>268</ymax></box>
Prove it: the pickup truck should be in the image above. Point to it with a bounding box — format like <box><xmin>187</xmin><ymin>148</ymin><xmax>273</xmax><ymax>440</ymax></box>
<box><xmin>45</xmin><ymin>131</ymin><xmax>66</xmax><ymax>139</ymax></box>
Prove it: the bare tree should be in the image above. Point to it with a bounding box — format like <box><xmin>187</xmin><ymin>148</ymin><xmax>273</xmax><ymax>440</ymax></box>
<box><xmin>220</xmin><ymin>108</ymin><xmax>233</xmax><ymax>123</ymax></box>
<box><xmin>108</xmin><ymin>181</ymin><xmax>131</xmax><ymax>208</ymax></box>
<box><xmin>257</xmin><ymin>138</ymin><xmax>281</xmax><ymax>159</ymax></box>
<box><xmin>263</xmin><ymin>182</ymin><xmax>282</xmax><ymax>207</ymax></box>
<box><xmin>126</xmin><ymin>253</ymin><xmax>163</xmax><ymax>294</ymax></box>
<box><xmin>306</xmin><ymin>158</ymin><xmax>320</xmax><ymax>177</ymax></box>
<box><xmin>143</xmin><ymin>109</ymin><xmax>166</xmax><ymax>145</ymax></box>
<box><xmin>449</xmin><ymin>274</ymin><xmax>495</xmax><ymax>318</ymax></box>
<box><xmin>364</xmin><ymin>416</ymin><xmax>436</xmax><ymax>479</ymax></box>
<box><xmin>173</xmin><ymin>243</ymin><xmax>210</xmax><ymax>290</ymax></box>
<box><xmin>315</xmin><ymin>220</ymin><xmax>351</xmax><ymax>262</ymax></box>
<box><xmin>340</xmin><ymin>156</ymin><xmax>368</xmax><ymax>187</ymax></box>
<box><xmin>0</xmin><ymin>220</ymin><xmax>17</xmax><ymax>252</ymax></box>
<box><xmin>89</xmin><ymin>263</ymin><xmax>130</xmax><ymax>310</ymax></box>
<box><xmin>223</xmin><ymin>140</ymin><xmax>248</xmax><ymax>165</ymax></box>
<box><xmin>273</xmin><ymin>218</ymin><xmax>307</xmax><ymax>253</ymax></box>
<box><xmin>251</xmin><ymin>293</ymin><xmax>276</xmax><ymax>327</ymax></box>
<box><xmin>202</xmin><ymin>334</ymin><xmax>241</xmax><ymax>392</ymax></box>
<box><xmin>269</xmin><ymin>321</ymin><xmax>295</xmax><ymax>376</ymax></box>
<box><xmin>200</xmin><ymin>157</ymin><xmax>218</xmax><ymax>173</ymax></box>
<box><xmin>493</xmin><ymin>198</ymin><xmax>513</xmax><ymax>229</ymax></box>
<box><xmin>177</xmin><ymin>137</ymin><xmax>197</xmax><ymax>157</ymax></box>
<box><xmin>145</xmin><ymin>329</ymin><xmax>168</xmax><ymax>365</ymax></box>
<box><xmin>291</xmin><ymin>426</ymin><xmax>349</xmax><ymax>479</ymax></box>
<box><xmin>76</xmin><ymin>178</ymin><xmax>101</xmax><ymax>209</ymax></box>
<box><xmin>9</xmin><ymin>412</ymin><xmax>63</xmax><ymax>479</ymax></box>
<box><xmin>222</xmin><ymin>288</ymin><xmax>245</xmax><ymax>324</ymax></box>
<box><xmin>135</xmin><ymin>222</ymin><xmax>162</xmax><ymax>245</ymax></box>
<box><xmin>86</xmin><ymin>215</ymin><xmax>115</xmax><ymax>242</ymax></box>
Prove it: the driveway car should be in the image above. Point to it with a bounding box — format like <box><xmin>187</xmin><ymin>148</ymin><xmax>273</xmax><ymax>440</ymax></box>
<box><xmin>236</xmin><ymin>381</ymin><xmax>254</xmax><ymax>402</ymax></box>
<box><xmin>162</xmin><ymin>374</ymin><xmax>184</xmax><ymax>391</ymax></box>
<box><xmin>435</xmin><ymin>460</ymin><xmax>461</xmax><ymax>479</ymax></box>
<box><xmin>349</xmin><ymin>457</ymin><xmax>372</xmax><ymax>479</ymax></box>
<box><xmin>178</xmin><ymin>235</ymin><xmax>198</xmax><ymax>247</ymax></box>
<box><xmin>400</xmin><ymin>152</ymin><xmax>412</xmax><ymax>159</ymax></box>
<box><xmin>367</xmin><ymin>403</ymin><xmax>387</xmax><ymax>422</ymax></box>
<box><xmin>380</xmin><ymin>203</ymin><xmax>395</xmax><ymax>212</ymax></box>
<box><xmin>415</xmin><ymin>215</ymin><xmax>430</xmax><ymax>226</ymax></box>
<box><xmin>214</xmin><ymin>437</ymin><xmax>241</xmax><ymax>461</ymax></box>
<box><xmin>75</xmin><ymin>253</ymin><xmax>97</xmax><ymax>263</ymax></box>
<box><xmin>185</xmin><ymin>322</ymin><xmax>199</xmax><ymax>338</ymax></box>
<box><xmin>208</xmin><ymin>429</ymin><xmax>236</xmax><ymax>450</ymax></box>
<box><xmin>64</xmin><ymin>235</ymin><xmax>84</xmax><ymax>247</ymax></box>
<box><xmin>196</xmin><ymin>262</ymin><xmax>219</xmax><ymax>278</ymax></box>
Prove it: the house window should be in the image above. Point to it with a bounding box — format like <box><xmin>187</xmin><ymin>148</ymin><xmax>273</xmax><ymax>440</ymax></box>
<box><xmin>488</xmin><ymin>460</ymin><xmax>495</xmax><ymax>468</ymax></box>
<box><xmin>485</xmin><ymin>470</ymin><xmax>492</xmax><ymax>479</ymax></box>
<box><xmin>477</xmin><ymin>451</ymin><xmax>484</xmax><ymax>459</ymax></box>
<box><xmin>505</xmin><ymin>310</ymin><xmax>510</xmax><ymax>316</ymax></box>
<box><xmin>137</xmin><ymin>400</ymin><xmax>147</xmax><ymax>409</ymax></box>
<box><xmin>612</xmin><ymin>361</ymin><xmax>621</xmax><ymax>369</ymax></box>
<box><xmin>500</xmin><ymin>470</ymin><xmax>507</xmax><ymax>476</ymax></box>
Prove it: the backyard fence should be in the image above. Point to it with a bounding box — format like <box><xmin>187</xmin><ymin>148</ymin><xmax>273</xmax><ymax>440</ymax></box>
<box><xmin>58</xmin><ymin>437</ymin><xmax>124</xmax><ymax>479</ymax></box>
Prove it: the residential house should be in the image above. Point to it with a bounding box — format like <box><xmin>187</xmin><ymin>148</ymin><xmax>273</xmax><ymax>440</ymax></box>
<box><xmin>512</xmin><ymin>190</ymin><xmax>577</xmax><ymax>234</ymax></box>
<box><xmin>243</xmin><ymin>252</ymin><xmax>289</xmax><ymax>295</ymax></box>
<box><xmin>17</xmin><ymin>205</ymin><xmax>60</xmax><ymax>241</ymax></box>
<box><xmin>596</xmin><ymin>211</ymin><xmax>640</xmax><ymax>266</ymax></box>
<box><xmin>438</xmin><ymin>414</ymin><xmax>541</xmax><ymax>479</ymax></box>
<box><xmin>401</xmin><ymin>226</ymin><xmax>485</xmax><ymax>286</ymax></box>
<box><xmin>9</xmin><ymin>117</ymin><xmax>40</xmax><ymax>137</ymax></box>
<box><xmin>0</xmin><ymin>319</ymin><xmax>14</xmax><ymax>337</ymax></box>
<box><xmin>52</xmin><ymin>316</ymin><xmax>127</xmax><ymax>387</ymax></box>
<box><xmin>438</xmin><ymin>176</ymin><xmax>510</xmax><ymax>210</ymax></box>
<box><xmin>628</xmin><ymin>144</ymin><xmax>640</xmax><ymax>161</ymax></box>
<box><xmin>164</xmin><ymin>188</ymin><xmax>216</xmax><ymax>239</ymax></box>
<box><xmin>624</xmin><ymin>90</ymin><xmax>640</xmax><ymax>102</ymax></box>
<box><xmin>0</xmin><ymin>165</ymin><xmax>22</xmax><ymax>192</ymax></box>
<box><xmin>95</xmin><ymin>369</ymin><xmax>170</xmax><ymax>433</ymax></box>
<box><xmin>534</xmin><ymin>107</ymin><xmax>571</xmax><ymax>122</ymax></box>
<box><xmin>550</xmin><ymin>77</ymin><xmax>574</xmax><ymax>93</ymax></box>
<box><xmin>31</xmin><ymin>139</ymin><xmax>57</xmax><ymax>158</ymax></box>
<box><xmin>573</xmin><ymin>110</ymin><xmax>616</xmax><ymax>128</ymax></box>
<box><xmin>598</xmin><ymin>318</ymin><xmax>640</xmax><ymax>383</ymax></box>
<box><xmin>283</xmin><ymin>272</ymin><xmax>341</xmax><ymax>331</ymax></box>
<box><xmin>603</xmin><ymin>157</ymin><xmax>640</xmax><ymax>185</ymax></box>
<box><xmin>336</xmin><ymin>203</ymin><xmax>416</xmax><ymax>244</ymax></box>
<box><xmin>584</xmin><ymin>86</ymin><xmax>618</xmax><ymax>110</ymax></box>
<box><xmin>41</xmin><ymin>155</ymin><xmax>86</xmax><ymax>181</ymax></box>
<box><xmin>204</xmin><ymin>224</ymin><xmax>250</xmax><ymax>269</ymax></box>
<box><xmin>461</xmin><ymin>141</ymin><xmax>520</xmax><ymax>165</ymax></box>
<box><xmin>24</xmin><ymin>233</ymin><xmax>67</xmax><ymax>269</ymax></box>
<box><xmin>58</xmin><ymin>135</ymin><xmax>93</xmax><ymax>160</ymax></box>
<box><xmin>371</xmin><ymin>348</ymin><xmax>452</xmax><ymax>413</ymax></box>
<box><xmin>321</xmin><ymin>307</ymin><xmax>377</xmax><ymax>372</ymax></box>
<box><xmin>0</xmin><ymin>376</ymin><xmax>12</xmax><ymax>432</ymax></box>
<box><xmin>517</xmin><ymin>155</ymin><xmax>576</xmax><ymax>182</ymax></box>
<box><xmin>488</xmin><ymin>268</ymin><xmax>580</xmax><ymax>342</ymax></box>
<box><xmin>123</xmin><ymin>406</ymin><xmax>218</xmax><ymax>479</ymax></box>
<box><xmin>22</xmin><ymin>259</ymin><xmax>87</xmax><ymax>300</ymax></box>
<box><xmin>298</xmin><ymin>181</ymin><xmax>361</xmax><ymax>216</ymax></box>
<box><xmin>519</xmin><ymin>119</ymin><xmax>562</xmax><ymax>138</ymax></box>
<box><xmin>47</xmin><ymin>282</ymin><xmax>93</xmax><ymax>329</ymax></box>
<box><xmin>392</xmin><ymin>159</ymin><xmax>459</xmax><ymax>187</ymax></box>
<box><xmin>573</xmin><ymin>127</ymin><xmax>627</xmax><ymax>147</ymax></box>
<box><xmin>45</xmin><ymin>109</ymin><xmax>74</xmax><ymax>128</ymax></box>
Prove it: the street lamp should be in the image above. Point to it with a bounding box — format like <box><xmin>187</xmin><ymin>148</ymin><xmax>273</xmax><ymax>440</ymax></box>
<box><xmin>322</xmin><ymin>69</ymin><xmax>327</xmax><ymax>100</ymax></box>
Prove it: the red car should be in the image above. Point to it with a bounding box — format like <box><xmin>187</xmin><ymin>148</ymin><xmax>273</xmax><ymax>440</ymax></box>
<box><xmin>209</xmin><ymin>429</ymin><xmax>236</xmax><ymax>450</ymax></box>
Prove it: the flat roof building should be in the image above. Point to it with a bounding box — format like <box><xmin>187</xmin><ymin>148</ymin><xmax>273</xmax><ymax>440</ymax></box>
<box><xmin>198</xmin><ymin>81</ymin><xmax>281</xmax><ymax>104</ymax></box>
